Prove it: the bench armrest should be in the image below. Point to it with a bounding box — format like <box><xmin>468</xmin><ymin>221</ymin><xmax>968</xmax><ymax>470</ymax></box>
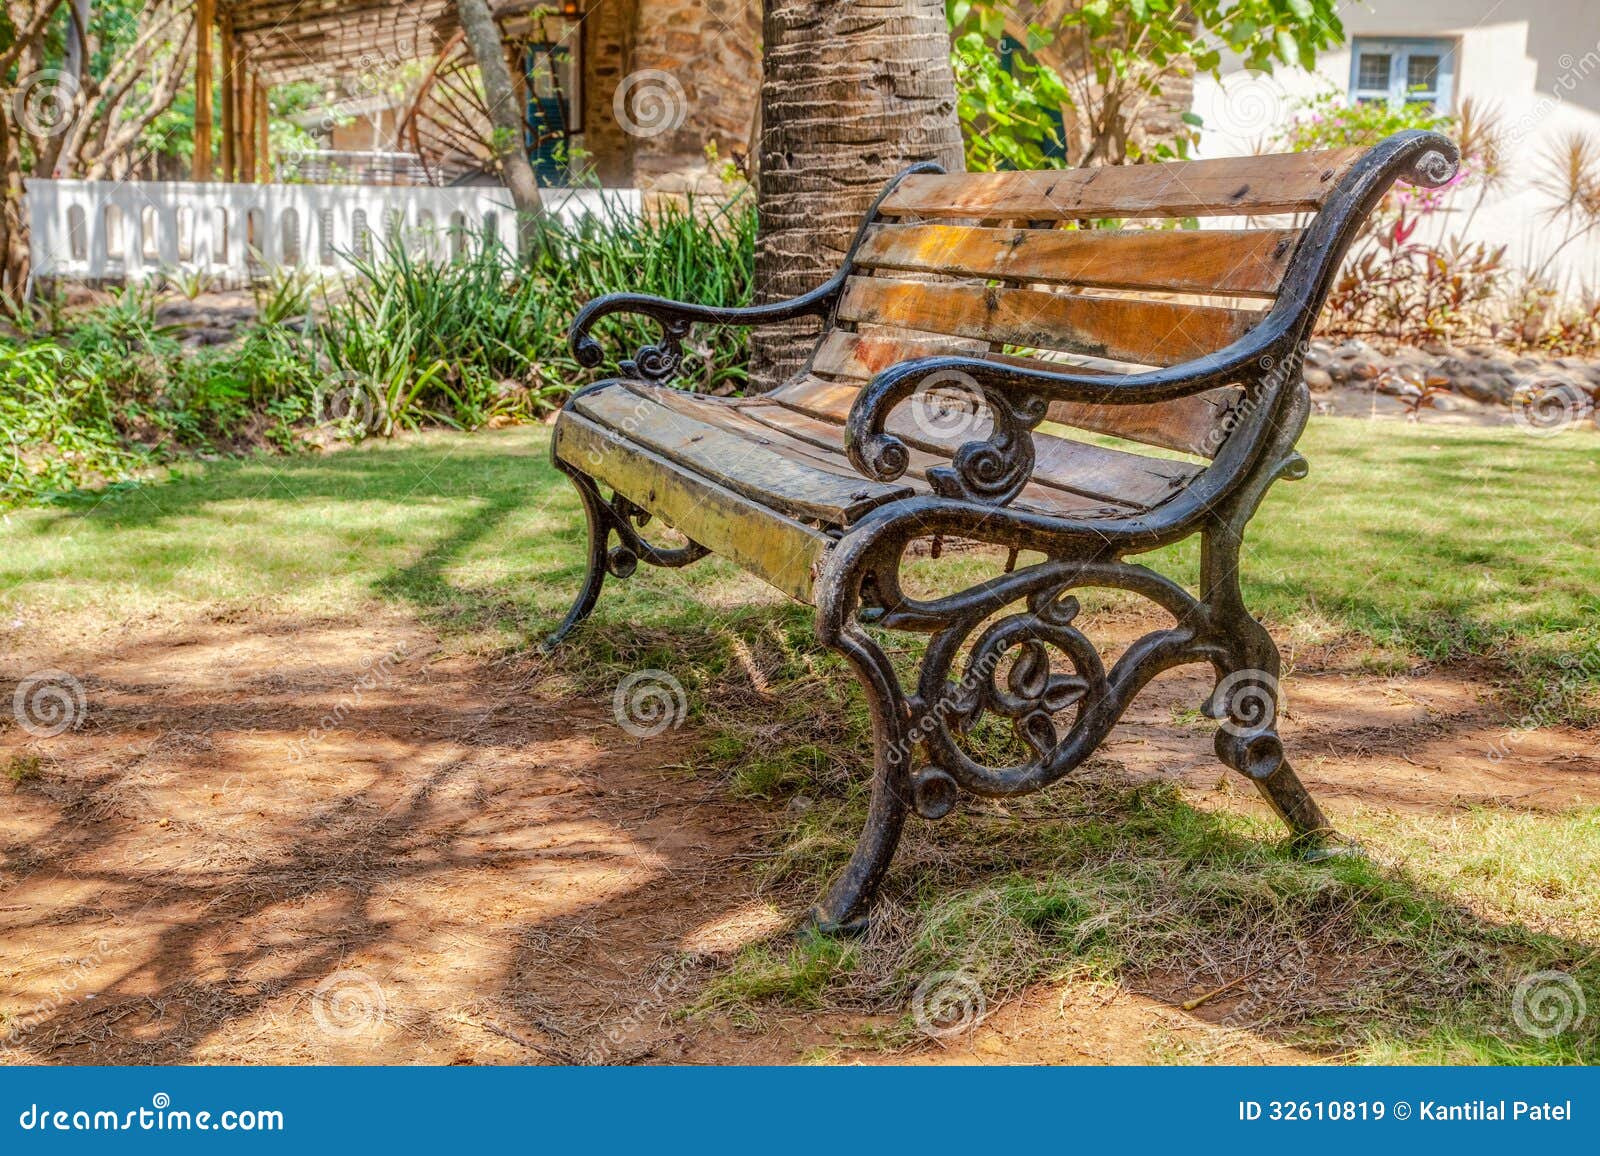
<box><xmin>844</xmin><ymin>331</ymin><xmax>1290</xmax><ymax>506</ymax></box>
<box><xmin>568</xmin><ymin>161</ymin><xmax>953</xmax><ymax>383</ymax></box>
<box><xmin>568</xmin><ymin>276</ymin><xmax>844</xmax><ymax>382</ymax></box>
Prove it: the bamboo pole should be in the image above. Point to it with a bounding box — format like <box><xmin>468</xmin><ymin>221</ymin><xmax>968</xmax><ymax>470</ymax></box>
<box><xmin>239</xmin><ymin>71</ymin><xmax>256</xmax><ymax>184</ymax></box>
<box><xmin>220</xmin><ymin>14</ymin><xmax>236</xmax><ymax>181</ymax></box>
<box><xmin>192</xmin><ymin>0</ymin><xmax>214</xmax><ymax>179</ymax></box>
<box><xmin>255</xmin><ymin>82</ymin><xmax>270</xmax><ymax>182</ymax></box>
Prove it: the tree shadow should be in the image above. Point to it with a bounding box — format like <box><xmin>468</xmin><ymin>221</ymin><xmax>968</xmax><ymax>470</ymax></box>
<box><xmin>3</xmin><ymin>430</ymin><xmax>1594</xmax><ymax>1064</ymax></box>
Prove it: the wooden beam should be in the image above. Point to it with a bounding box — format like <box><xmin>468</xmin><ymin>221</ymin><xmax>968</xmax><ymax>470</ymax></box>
<box><xmin>193</xmin><ymin>0</ymin><xmax>214</xmax><ymax>180</ymax></box>
<box><xmin>239</xmin><ymin>71</ymin><xmax>256</xmax><ymax>184</ymax></box>
<box><xmin>255</xmin><ymin>82</ymin><xmax>270</xmax><ymax>181</ymax></box>
<box><xmin>220</xmin><ymin>14</ymin><xmax>236</xmax><ymax>181</ymax></box>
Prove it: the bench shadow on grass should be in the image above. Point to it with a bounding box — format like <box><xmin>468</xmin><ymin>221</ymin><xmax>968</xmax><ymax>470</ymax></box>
<box><xmin>353</xmin><ymin>445</ymin><xmax>1598</xmax><ymax>1065</ymax></box>
<box><xmin>5</xmin><ymin>432</ymin><xmax>1596</xmax><ymax>1064</ymax></box>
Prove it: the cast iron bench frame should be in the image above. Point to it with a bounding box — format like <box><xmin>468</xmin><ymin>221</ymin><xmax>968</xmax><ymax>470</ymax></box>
<box><xmin>549</xmin><ymin>130</ymin><xmax>1460</xmax><ymax>932</ymax></box>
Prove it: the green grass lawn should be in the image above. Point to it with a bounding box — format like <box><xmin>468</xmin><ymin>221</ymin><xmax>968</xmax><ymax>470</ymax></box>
<box><xmin>2</xmin><ymin>418</ymin><xmax>1596</xmax><ymax>1063</ymax></box>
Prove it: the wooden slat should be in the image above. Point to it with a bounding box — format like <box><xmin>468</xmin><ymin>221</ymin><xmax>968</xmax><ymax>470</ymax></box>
<box><xmin>572</xmin><ymin>387</ymin><xmax>913</xmax><ymax>526</ymax></box>
<box><xmin>877</xmin><ymin>148</ymin><xmax>1364</xmax><ymax>220</ymax></box>
<box><xmin>837</xmin><ymin>276</ymin><xmax>1258</xmax><ymax>368</ymax></box>
<box><xmin>628</xmin><ymin>384</ymin><xmax>1136</xmax><ymax>519</ymax></box>
<box><xmin>554</xmin><ymin>414</ymin><xmax>831</xmax><ymax>604</ymax></box>
<box><xmin>812</xmin><ymin>328</ymin><xmax>1132</xmax><ymax>381</ymax></box>
<box><xmin>765</xmin><ymin>376</ymin><xmax>1200</xmax><ymax>510</ymax></box>
<box><xmin>805</xmin><ymin>331</ymin><xmax>1239</xmax><ymax>458</ymax></box>
<box><xmin>854</xmin><ymin>223</ymin><xmax>1299</xmax><ymax>298</ymax></box>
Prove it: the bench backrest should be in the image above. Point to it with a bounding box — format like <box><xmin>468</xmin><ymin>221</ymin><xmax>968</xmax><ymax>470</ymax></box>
<box><xmin>799</xmin><ymin>147</ymin><xmax>1369</xmax><ymax>459</ymax></box>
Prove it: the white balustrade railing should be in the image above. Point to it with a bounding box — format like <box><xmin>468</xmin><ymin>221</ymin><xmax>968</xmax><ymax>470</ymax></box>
<box><xmin>26</xmin><ymin>180</ymin><xmax>641</xmax><ymax>286</ymax></box>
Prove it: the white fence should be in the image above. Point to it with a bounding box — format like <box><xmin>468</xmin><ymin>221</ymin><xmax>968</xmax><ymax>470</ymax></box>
<box><xmin>26</xmin><ymin>180</ymin><xmax>642</xmax><ymax>287</ymax></box>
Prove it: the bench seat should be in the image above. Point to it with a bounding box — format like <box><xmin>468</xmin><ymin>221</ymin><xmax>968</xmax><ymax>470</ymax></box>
<box><xmin>556</xmin><ymin>377</ymin><xmax>1209</xmax><ymax>600</ymax></box>
<box><xmin>567</xmin><ymin>377</ymin><xmax>1206</xmax><ymax>521</ymax></box>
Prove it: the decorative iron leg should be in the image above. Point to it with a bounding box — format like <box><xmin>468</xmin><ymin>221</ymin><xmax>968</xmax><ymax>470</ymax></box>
<box><xmin>810</xmin><ymin>622</ymin><xmax>913</xmax><ymax>934</ymax></box>
<box><xmin>1208</xmin><ymin>608</ymin><xmax>1342</xmax><ymax>855</ymax></box>
<box><xmin>1201</xmin><ymin>495</ymin><xmax>1343</xmax><ymax>856</ymax></box>
<box><xmin>542</xmin><ymin>463</ymin><xmax>612</xmax><ymax>653</ymax></box>
<box><xmin>1251</xmin><ymin>759</ymin><xmax>1339</xmax><ymax>855</ymax></box>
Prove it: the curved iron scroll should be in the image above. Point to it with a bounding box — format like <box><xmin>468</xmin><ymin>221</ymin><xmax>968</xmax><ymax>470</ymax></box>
<box><xmin>850</xmin><ymin>375</ymin><xmax>1050</xmax><ymax>507</ymax></box>
<box><xmin>887</xmin><ymin>557</ymin><xmax>1231</xmax><ymax>808</ymax></box>
<box><xmin>606</xmin><ymin>493</ymin><xmax>710</xmax><ymax>576</ymax></box>
<box><xmin>567</xmin><ymin>161</ymin><xmax>949</xmax><ymax>383</ymax></box>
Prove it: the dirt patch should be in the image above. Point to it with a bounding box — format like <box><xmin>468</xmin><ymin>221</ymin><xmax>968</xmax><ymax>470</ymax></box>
<box><xmin>1</xmin><ymin>606</ymin><xmax>1593</xmax><ymax>1065</ymax></box>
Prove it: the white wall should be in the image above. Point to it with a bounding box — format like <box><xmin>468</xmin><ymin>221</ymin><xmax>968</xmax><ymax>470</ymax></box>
<box><xmin>27</xmin><ymin>181</ymin><xmax>642</xmax><ymax>288</ymax></box>
<box><xmin>1193</xmin><ymin>1</ymin><xmax>1600</xmax><ymax>292</ymax></box>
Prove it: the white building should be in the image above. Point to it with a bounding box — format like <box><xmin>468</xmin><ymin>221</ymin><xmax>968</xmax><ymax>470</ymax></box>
<box><xmin>1195</xmin><ymin>0</ymin><xmax>1600</xmax><ymax>292</ymax></box>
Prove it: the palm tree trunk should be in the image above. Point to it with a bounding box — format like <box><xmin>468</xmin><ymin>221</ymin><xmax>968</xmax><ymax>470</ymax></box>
<box><xmin>454</xmin><ymin>0</ymin><xmax>546</xmax><ymax>259</ymax></box>
<box><xmin>752</xmin><ymin>0</ymin><xmax>963</xmax><ymax>383</ymax></box>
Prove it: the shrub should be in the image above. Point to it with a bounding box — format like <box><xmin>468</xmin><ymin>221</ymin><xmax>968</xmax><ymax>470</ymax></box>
<box><xmin>0</xmin><ymin>196</ymin><xmax>758</xmax><ymax>507</ymax></box>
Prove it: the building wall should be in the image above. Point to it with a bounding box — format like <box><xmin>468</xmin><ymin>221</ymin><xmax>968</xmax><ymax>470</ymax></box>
<box><xmin>1193</xmin><ymin>0</ymin><xmax>1600</xmax><ymax>291</ymax></box>
<box><xmin>627</xmin><ymin>0</ymin><xmax>761</xmax><ymax>197</ymax></box>
<box><xmin>581</xmin><ymin>0</ymin><xmax>639</xmax><ymax>185</ymax></box>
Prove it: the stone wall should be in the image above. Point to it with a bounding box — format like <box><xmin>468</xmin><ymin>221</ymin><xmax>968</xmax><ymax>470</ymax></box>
<box><xmin>596</xmin><ymin>0</ymin><xmax>760</xmax><ymax>197</ymax></box>
<box><xmin>580</xmin><ymin>0</ymin><xmax>639</xmax><ymax>186</ymax></box>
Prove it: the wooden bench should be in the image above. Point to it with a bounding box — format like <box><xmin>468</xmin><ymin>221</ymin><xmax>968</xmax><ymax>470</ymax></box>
<box><xmin>552</xmin><ymin>130</ymin><xmax>1460</xmax><ymax>932</ymax></box>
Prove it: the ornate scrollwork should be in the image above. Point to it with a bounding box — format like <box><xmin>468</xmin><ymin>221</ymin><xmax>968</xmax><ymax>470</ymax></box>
<box><xmin>927</xmin><ymin>390</ymin><xmax>1050</xmax><ymax>505</ymax></box>
<box><xmin>618</xmin><ymin>317</ymin><xmax>692</xmax><ymax>383</ymax></box>
<box><xmin>912</xmin><ymin>584</ymin><xmax>1110</xmax><ymax>813</ymax></box>
<box><xmin>848</xmin><ymin>364</ymin><xmax>1050</xmax><ymax>507</ymax></box>
<box><xmin>606</xmin><ymin>491</ymin><xmax>709</xmax><ymax>572</ymax></box>
<box><xmin>1406</xmin><ymin>148</ymin><xmax>1459</xmax><ymax>189</ymax></box>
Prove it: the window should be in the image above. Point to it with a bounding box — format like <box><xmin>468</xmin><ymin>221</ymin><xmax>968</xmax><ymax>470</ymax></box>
<box><xmin>1350</xmin><ymin>37</ymin><xmax>1456</xmax><ymax>112</ymax></box>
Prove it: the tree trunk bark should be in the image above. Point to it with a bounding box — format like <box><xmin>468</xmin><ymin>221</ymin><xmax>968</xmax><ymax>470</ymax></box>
<box><xmin>454</xmin><ymin>0</ymin><xmax>547</xmax><ymax>259</ymax></box>
<box><xmin>752</xmin><ymin>0</ymin><xmax>963</xmax><ymax>384</ymax></box>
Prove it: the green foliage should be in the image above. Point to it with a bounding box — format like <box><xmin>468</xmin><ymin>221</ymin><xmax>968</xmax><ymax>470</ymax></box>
<box><xmin>0</xmin><ymin>199</ymin><xmax>757</xmax><ymax>507</ymax></box>
<box><xmin>949</xmin><ymin>0</ymin><xmax>1346</xmax><ymax>167</ymax></box>
<box><xmin>1276</xmin><ymin>88</ymin><xmax>1454</xmax><ymax>153</ymax></box>
<box><xmin>950</xmin><ymin>20</ymin><xmax>1072</xmax><ymax>171</ymax></box>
